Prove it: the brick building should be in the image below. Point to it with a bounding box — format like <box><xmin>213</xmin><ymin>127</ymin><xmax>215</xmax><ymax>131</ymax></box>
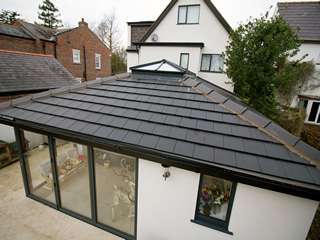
<box><xmin>0</xmin><ymin>19</ymin><xmax>111</xmax><ymax>81</ymax></box>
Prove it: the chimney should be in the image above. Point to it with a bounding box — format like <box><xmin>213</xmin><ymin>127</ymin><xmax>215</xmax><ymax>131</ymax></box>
<box><xmin>79</xmin><ymin>18</ymin><xmax>88</xmax><ymax>28</ymax></box>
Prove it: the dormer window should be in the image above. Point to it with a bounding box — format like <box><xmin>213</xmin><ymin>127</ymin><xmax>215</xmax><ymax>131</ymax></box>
<box><xmin>177</xmin><ymin>5</ymin><xmax>200</xmax><ymax>24</ymax></box>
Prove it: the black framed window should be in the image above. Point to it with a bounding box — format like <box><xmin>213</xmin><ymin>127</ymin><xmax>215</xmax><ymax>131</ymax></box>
<box><xmin>177</xmin><ymin>5</ymin><xmax>200</xmax><ymax>24</ymax></box>
<box><xmin>179</xmin><ymin>53</ymin><xmax>189</xmax><ymax>69</ymax></box>
<box><xmin>200</xmin><ymin>54</ymin><xmax>224</xmax><ymax>73</ymax></box>
<box><xmin>193</xmin><ymin>174</ymin><xmax>236</xmax><ymax>234</ymax></box>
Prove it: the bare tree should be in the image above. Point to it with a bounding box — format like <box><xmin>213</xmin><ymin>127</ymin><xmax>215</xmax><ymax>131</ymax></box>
<box><xmin>95</xmin><ymin>10</ymin><xmax>121</xmax><ymax>53</ymax></box>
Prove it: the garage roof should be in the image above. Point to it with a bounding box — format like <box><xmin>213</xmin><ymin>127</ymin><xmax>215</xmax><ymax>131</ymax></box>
<box><xmin>0</xmin><ymin>60</ymin><xmax>319</xmax><ymax>200</ymax></box>
<box><xmin>0</xmin><ymin>50</ymin><xmax>77</xmax><ymax>94</ymax></box>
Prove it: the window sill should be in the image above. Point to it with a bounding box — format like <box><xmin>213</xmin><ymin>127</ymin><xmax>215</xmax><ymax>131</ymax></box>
<box><xmin>73</xmin><ymin>62</ymin><xmax>81</xmax><ymax>65</ymax></box>
<box><xmin>200</xmin><ymin>70</ymin><xmax>224</xmax><ymax>74</ymax></box>
<box><xmin>190</xmin><ymin>219</ymin><xmax>233</xmax><ymax>235</ymax></box>
<box><xmin>177</xmin><ymin>23</ymin><xmax>199</xmax><ymax>25</ymax></box>
<box><xmin>304</xmin><ymin>121</ymin><xmax>320</xmax><ymax>126</ymax></box>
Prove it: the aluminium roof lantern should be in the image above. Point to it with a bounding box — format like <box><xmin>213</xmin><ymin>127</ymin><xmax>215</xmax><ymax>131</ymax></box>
<box><xmin>130</xmin><ymin>59</ymin><xmax>186</xmax><ymax>74</ymax></box>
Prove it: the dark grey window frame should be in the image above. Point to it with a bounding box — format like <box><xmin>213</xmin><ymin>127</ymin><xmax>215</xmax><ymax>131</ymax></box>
<box><xmin>179</xmin><ymin>53</ymin><xmax>190</xmax><ymax>69</ymax></box>
<box><xmin>177</xmin><ymin>4</ymin><xmax>200</xmax><ymax>24</ymax></box>
<box><xmin>191</xmin><ymin>174</ymin><xmax>237</xmax><ymax>235</ymax></box>
<box><xmin>15</xmin><ymin>126</ymin><xmax>139</xmax><ymax>240</ymax></box>
<box><xmin>200</xmin><ymin>54</ymin><xmax>224</xmax><ymax>73</ymax></box>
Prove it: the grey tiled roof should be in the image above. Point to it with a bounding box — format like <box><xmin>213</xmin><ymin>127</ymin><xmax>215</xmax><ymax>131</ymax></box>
<box><xmin>0</xmin><ymin>23</ymin><xmax>31</xmax><ymax>39</ymax></box>
<box><xmin>0</xmin><ymin>50</ymin><xmax>78</xmax><ymax>93</ymax></box>
<box><xmin>0</xmin><ymin>61</ymin><xmax>319</xmax><ymax>194</ymax></box>
<box><xmin>0</xmin><ymin>21</ymin><xmax>75</xmax><ymax>41</ymax></box>
<box><xmin>278</xmin><ymin>1</ymin><xmax>320</xmax><ymax>41</ymax></box>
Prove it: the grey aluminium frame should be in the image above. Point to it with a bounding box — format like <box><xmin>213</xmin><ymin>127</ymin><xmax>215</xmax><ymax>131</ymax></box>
<box><xmin>15</xmin><ymin>126</ymin><xmax>138</xmax><ymax>240</ymax></box>
<box><xmin>191</xmin><ymin>174</ymin><xmax>237</xmax><ymax>235</ymax></box>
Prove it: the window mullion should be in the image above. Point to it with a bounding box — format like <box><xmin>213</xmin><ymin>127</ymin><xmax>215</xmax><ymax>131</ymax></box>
<box><xmin>88</xmin><ymin>146</ymin><xmax>97</xmax><ymax>224</ymax></box>
<box><xmin>14</xmin><ymin>127</ymin><xmax>30</xmax><ymax>196</ymax></box>
<box><xmin>185</xmin><ymin>6</ymin><xmax>188</xmax><ymax>24</ymax></box>
<box><xmin>49</xmin><ymin>136</ymin><xmax>61</xmax><ymax>208</ymax></box>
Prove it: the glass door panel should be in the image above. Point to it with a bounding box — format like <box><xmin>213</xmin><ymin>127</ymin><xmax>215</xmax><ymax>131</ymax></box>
<box><xmin>94</xmin><ymin>147</ymin><xmax>137</xmax><ymax>235</ymax></box>
<box><xmin>55</xmin><ymin>139</ymin><xmax>91</xmax><ymax>218</ymax></box>
<box><xmin>22</xmin><ymin>130</ymin><xmax>56</xmax><ymax>204</ymax></box>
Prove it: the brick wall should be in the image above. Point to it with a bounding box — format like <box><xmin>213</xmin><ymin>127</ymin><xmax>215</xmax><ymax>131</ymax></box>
<box><xmin>302</xmin><ymin>124</ymin><xmax>320</xmax><ymax>150</ymax></box>
<box><xmin>56</xmin><ymin>19</ymin><xmax>111</xmax><ymax>81</ymax></box>
<box><xmin>0</xmin><ymin>19</ymin><xmax>111</xmax><ymax>81</ymax></box>
<box><xmin>0</xmin><ymin>35</ymin><xmax>55</xmax><ymax>55</ymax></box>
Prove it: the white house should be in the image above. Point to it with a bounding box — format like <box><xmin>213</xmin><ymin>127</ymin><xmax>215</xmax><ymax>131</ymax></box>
<box><xmin>127</xmin><ymin>0</ymin><xmax>233</xmax><ymax>91</ymax></box>
<box><xmin>0</xmin><ymin>60</ymin><xmax>319</xmax><ymax>240</ymax></box>
<box><xmin>278</xmin><ymin>1</ymin><xmax>320</xmax><ymax>127</ymax></box>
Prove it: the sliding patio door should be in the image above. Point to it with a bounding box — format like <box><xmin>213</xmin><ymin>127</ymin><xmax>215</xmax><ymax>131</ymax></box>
<box><xmin>54</xmin><ymin>139</ymin><xmax>91</xmax><ymax>218</ymax></box>
<box><xmin>17</xmin><ymin>128</ymin><xmax>137</xmax><ymax>239</ymax></box>
<box><xmin>93</xmin><ymin>147</ymin><xmax>137</xmax><ymax>235</ymax></box>
<box><xmin>21</xmin><ymin>130</ymin><xmax>56</xmax><ymax>204</ymax></box>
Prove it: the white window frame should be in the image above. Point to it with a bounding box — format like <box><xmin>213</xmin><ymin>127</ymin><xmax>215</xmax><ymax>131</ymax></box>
<box><xmin>305</xmin><ymin>99</ymin><xmax>320</xmax><ymax>125</ymax></box>
<box><xmin>200</xmin><ymin>54</ymin><xmax>224</xmax><ymax>73</ymax></box>
<box><xmin>72</xmin><ymin>49</ymin><xmax>81</xmax><ymax>64</ymax></box>
<box><xmin>177</xmin><ymin>5</ymin><xmax>200</xmax><ymax>24</ymax></box>
<box><xmin>95</xmin><ymin>53</ymin><xmax>101</xmax><ymax>70</ymax></box>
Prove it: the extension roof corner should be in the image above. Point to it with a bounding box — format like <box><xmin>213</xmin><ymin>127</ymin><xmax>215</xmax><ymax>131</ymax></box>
<box><xmin>278</xmin><ymin>1</ymin><xmax>320</xmax><ymax>43</ymax></box>
<box><xmin>0</xmin><ymin>50</ymin><xmax>78</xmax><ymax>94</ymax></box>
<box><xmin>140</xmin><ymin>0</ymin><xmax>232</xmax><ymax>43</ymax></box>
<box><xmin>0</xmin><ymin>61</ymin><xmax>319</xmax><ymax>201</ymax></box>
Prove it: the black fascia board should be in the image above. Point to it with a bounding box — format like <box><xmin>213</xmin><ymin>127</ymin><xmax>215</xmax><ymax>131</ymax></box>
<box><xmin>127</xmin><ymin>21</ymin><xmax>155</xmax><ymax>26</ymax></box>
<box><xmin>1</xmin><ymin>116</ymin><xmax>319</xmax><ymax>201</ymax></box>
<box><xmin>134</xmin><ymin>42</ymin><xmax>204</xmax><ymax>48</ymax></box>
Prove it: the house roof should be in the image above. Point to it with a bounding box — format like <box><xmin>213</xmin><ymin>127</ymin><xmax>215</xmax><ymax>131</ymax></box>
<box><xmin>0</xmin><ymin>20</ymin><xmax>75</xmax><ymax>42</ymax></box>
<box><xmin>0</xmin><ymin>50</ymin><xmax>78</xmax><ymax>94</ymax></box>
<box><xmin>278</xmin><ymin>1</ymin><xmax>320</xmax><ymax>43</ymax></box>
<box><xmin>0</xmin><ymin>60</ymin><xmax>319</xmax><ymax>200</ymax></box>
<box><xmin>140</xmin><ymin>0</ymin><xmax>232</xmax><ymax>43</ymax></box>
<box><xmin>0</xmin><ymin>23</ymin><xmax>31</xmax><ymax>39</ymax></box>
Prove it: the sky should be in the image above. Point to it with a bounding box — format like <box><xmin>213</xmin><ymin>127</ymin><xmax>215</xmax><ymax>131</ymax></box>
<box><xmin>0</xmin><ymin>0</ymin><xmax>313</xmax><ymax>46</ymax></box>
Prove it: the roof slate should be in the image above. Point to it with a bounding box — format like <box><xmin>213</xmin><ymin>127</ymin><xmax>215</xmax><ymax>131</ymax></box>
<box><xmin>0</xmin><ymin>20</ymin><xmax>75</xmax><ymax>41</ymax></box>
<box><xmin>0</xmin><ymin>50</ymin><xmax>78</xmax><ymax>93</ymax></box>
<box><xmin>0</xmin><ymin>61</ymin><xmax>319</xmax><ymax>194</ymax></box>
<box><xmin>278</xmin><ymin>1</ymin><xmax>320</xmax><ymax>42</ymax></box>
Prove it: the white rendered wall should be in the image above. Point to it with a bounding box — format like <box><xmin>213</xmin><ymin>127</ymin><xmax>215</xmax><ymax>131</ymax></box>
<box><xmin>127</xmin><ymin>52</ymin><xmax>139</xmax><ymax>72</ymax></box>
<box><xmin>126</xmin><ymin>0</ymin><xmax>232</xmax><ymax>91</ymax></box>
<box><xmin>139</xmin><ymin>46</ymin><xmax>201</xmax><ymax>73</ymax></box>
<box><xmin>137</xmin><ymin>159</ymin><xmax>318</xmax><ymax>240</ymax></box>
<box><xmin>0</xmin><ymin>124</ymin><xmax>15</xmax><ymax>142</ymax></box>
<box><xmin>291</xmin><ymin>43</ymin><xmax>320</xmax><ymax>107</ymax></box>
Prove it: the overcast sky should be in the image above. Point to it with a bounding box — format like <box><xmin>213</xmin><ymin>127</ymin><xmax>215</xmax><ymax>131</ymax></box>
<box><xmin>0</xmin><ymin>0</ymin><xmax>312</xmax><ymax>45</ymax></box>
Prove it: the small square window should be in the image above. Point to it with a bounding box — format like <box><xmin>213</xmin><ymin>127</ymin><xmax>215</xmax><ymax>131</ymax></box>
<box><xmin>179</xmin><ymin>53</ymin><xmax>189</xmax><ymax>69</ymax></box>
<box><xmin>178</xmin><ymin>5</ymin><xmax>200</xmax><ymax>24</ymax></box>
<box><xmin>72</xmin><ymin>49</ymin><xmax>81</xmax><ymax>64</ymax></box>
<box><xmin>95</xmin><ymin>53</ymin><xmax>101</xmax><ymax>69</ymax></box>
<box><xmin>193</xmin><ymin>174</ymin><xmax>236</xmax><ymax>233</ymax></box>
<box><xmin>200</xmin><ymin>54</ymin><xmax>224</xmax><ymax>73</ymax></box>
